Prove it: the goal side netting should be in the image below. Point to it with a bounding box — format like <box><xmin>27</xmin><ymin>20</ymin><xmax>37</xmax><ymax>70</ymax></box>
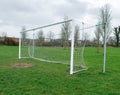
<box><xmin>18</xmin><ymin>19</ymin><xmax>88</xmax><ymax>74</ymax></box>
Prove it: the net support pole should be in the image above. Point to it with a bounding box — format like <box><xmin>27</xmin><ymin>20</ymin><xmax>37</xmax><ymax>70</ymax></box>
<box><xmin>32</xmin><ymin>33</ymin><xmax>35</xmax><ymax>58</ymax></box>
<box><xmin>18</xmin><ymin>32</ymin><xmax>21</xmax><ymax>59</ymax></box>
<box><xmin>82</xmin><ymin>22</ymin><xmax>84</xmax><ymax>41</ymax></box>
<box><xmin>70</xmin><ymin>21</ymin><xmax>75</xmax><ymax>75</ymax></box>
<box><xmin>103</xmin><ymin>23</ymin><xmax>106</xmax><ymax>73</ymax></box>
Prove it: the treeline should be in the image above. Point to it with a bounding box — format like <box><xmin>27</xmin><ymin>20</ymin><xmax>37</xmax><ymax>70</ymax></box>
<box><xmin>0</xmin><ymin>36</ymin><xmax>19</xmax><ymax>46</ymax></box>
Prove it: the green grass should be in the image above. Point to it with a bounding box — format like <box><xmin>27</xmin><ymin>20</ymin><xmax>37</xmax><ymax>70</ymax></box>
<box><xmin>0</xmin><ymin>46</ymin><xmax>120</xmax><ymax>95</ymax></box>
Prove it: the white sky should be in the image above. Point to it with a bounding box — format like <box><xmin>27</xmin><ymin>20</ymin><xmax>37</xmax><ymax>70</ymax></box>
<box><xmin>0</xmin><ymin>0</ymin><xmax>120</xmax><ymax>38</ymax></box>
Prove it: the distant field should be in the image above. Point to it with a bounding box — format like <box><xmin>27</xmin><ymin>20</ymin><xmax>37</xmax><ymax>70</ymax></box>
<box><xmin>0</xmin><ymin>46</ymin><xmax>120</xmax><ymax>95</ymax></box>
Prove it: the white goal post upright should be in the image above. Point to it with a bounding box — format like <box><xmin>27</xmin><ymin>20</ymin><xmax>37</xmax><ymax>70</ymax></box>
<box><xmin>70</xmin><ymin>20</ymin><xmax>75</xmax><ymax>74</ymax></box>
<box><xmin>103</xmin><ymin>22</ymin><xmax>107</xmax><ymax>73</ymax></box>
<box><xmin>32</xmin><ymin>33</ymin><xmax>35</xmax><ymax>58</ymax></box>
<box><xmin>18</xmin><ymin>32</ymin><xmax>21</xmax><ymax>59</ymax></box>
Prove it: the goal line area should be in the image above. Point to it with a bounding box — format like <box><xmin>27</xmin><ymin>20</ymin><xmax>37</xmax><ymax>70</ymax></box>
<box><xmin>18</xmin><ymin>19</ymin><xmax>94</xmax><ymax>74</ymax></box>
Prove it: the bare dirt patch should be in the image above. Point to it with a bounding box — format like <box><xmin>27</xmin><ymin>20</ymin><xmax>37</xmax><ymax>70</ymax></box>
<box><xmin>11</xmin><ymin>63</ymin><xmax>33</xmax><ymax>68</ymax></box>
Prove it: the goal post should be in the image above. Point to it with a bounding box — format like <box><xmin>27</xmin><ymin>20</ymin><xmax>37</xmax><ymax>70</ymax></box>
<box><xmin>70</xmin><ymin>22</ymin><xmax>75</xmax><ymax>74</ymax></box>
<box><xmin>18</xmin><ymin>33</ymin><xmax>21</xmax><ymax>59</ymax></box>
<box><xmin>19</xmin><ymin>19</ymin><xmax>88</xmax><ymax>74</ymax></box>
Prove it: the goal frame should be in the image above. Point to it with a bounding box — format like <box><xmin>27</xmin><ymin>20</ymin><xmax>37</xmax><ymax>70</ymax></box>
<box><xmin>18</xmin><ymin>19</ymin><xmax>77</xmax><ymax>74</ymax></box>
<box><xmin>18</xmin><ymin>20</ymin><xmax>107</xmax><ymax>74</ymax></box>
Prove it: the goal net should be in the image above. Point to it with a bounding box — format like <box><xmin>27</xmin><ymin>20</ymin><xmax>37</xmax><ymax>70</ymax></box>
<box><xmin>19</xmin><ymin>19</ymin><xmax>88</xmax><ymax>74</ymax></box>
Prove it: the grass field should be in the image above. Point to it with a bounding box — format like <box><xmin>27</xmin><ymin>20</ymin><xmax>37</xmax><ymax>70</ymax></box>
<box><xmin>0</xmin><ymin>46</ymin><xmax>120</xmax><ymax>95</ymax></box>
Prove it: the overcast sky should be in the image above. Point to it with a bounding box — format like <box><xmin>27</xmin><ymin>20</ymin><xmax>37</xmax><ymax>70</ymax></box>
<box><xmin>0</xmin><ymin>0</ymin><xmax>120</xmax><ymax>37</ymax></box>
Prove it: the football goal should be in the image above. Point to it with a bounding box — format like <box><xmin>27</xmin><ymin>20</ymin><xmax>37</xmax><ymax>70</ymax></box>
<box><xmin>18</xmin><ymin>19</ymin><xmax>88</xmax><ymax>74</ymax></box>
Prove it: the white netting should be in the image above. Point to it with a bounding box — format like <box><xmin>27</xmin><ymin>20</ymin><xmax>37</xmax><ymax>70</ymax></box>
<box><xmin>19</xmin><ymin>20</ymin><xmax>97</xmax><ymax>74</ymax></box>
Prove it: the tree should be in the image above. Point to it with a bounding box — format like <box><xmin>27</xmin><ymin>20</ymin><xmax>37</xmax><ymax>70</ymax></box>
<box><xmin>47</xmin><ymin>31</ymin><xmax>54</xmax><ymax>43</ymax></box>
<box><xmin>74</xmin><ymin>25</ymin><xmax>80</xmax><ymax>47</ymax></box>
<box><xmin>37</xmin><ymin>30</ymin><xmax>44</xmax><ymax>46</ymax></box>
<box><xmin>108</xmin><ymin>36</ymin><xmax>115</xmax><ymax>46</ymax></box>
<box><xmin>61</xmin><ymin>16</ymin><xmax>71</xmax><ymax>47</ymax></box>
<box><xmin>114</xmin><ymin>26</ymin><xmax>120</xmax><ymax>47</ymax></box>
<box><xmin>1</xmin><ymin>32</ymin><xmax>7</xmax><ymax>45</ymax></box>
<box><xmin>21</xmin><ymin>26</ymin><xmax>27</xmax><ymax>44</ymax></box>
<box><xmin>99</xmin><ymin>4</ymin><xmax>112</xmax><ymax>43</ymax></box>
<box><xmin>94</xmin><ymin>25</ymin><xmax>101</xmax><ymax>53</ymax></box>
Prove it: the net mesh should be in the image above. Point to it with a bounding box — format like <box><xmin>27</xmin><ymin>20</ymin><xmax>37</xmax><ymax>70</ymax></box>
<box><xmin>20</xmin><ymin>20</ymin><xmax>91</xmax><ymax>74</ymax></box>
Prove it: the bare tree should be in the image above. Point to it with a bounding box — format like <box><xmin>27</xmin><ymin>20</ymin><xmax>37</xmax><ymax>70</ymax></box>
<box><xmin>1</xmin><ymin>32</ymin><xmax>7</xmax><ymax>40</ymax></box>
<box><xmin>61</xmin><ymin>16</ymin><xmax>71</xmax><ymax>47</ymax></box>
<box><xmin>94</xmin><ymin>25</ymin><xmax>101</xmax><ymax>53</ymax></box>
<box><xmin>74</xmin><ymin>25</ymin><xmax>80</xmax><ymax>46</ymax></box>
<box><xmin>99</xmin><ymin>4</ymin><xmax>112</xmax><ymax>43</ymax></box>
<box><xmin>108</xmin><ymin>36</ymin><xmax>115</xmax><ymax>46</ymax></box>
<box><xmin>47</xmin><ymin>31</ymin><xmax>54</xmax><ymax>42</ymax></box>
<box><xmin>21</xmin><ymin>26</ymin><xmax>27</xmax><ymax>46</ymax></box>
<box><xmin>1</xmin><ymin>32</ymin><xmax>7</xmax><ymax>45</ymax></box>
<box><xmin>114</xmin><ymin>27</ymin><xmax>120</xmax><ymax>47</ymax></box>
<box><xmin>37</xmin><ymin>30</ymin><xmax>44</xmax><ymax>46</ymax></box>
<box><xmin>21</xmin><ymin>26</ymin><xmax>26</xmax><ymax>40</ymax></box>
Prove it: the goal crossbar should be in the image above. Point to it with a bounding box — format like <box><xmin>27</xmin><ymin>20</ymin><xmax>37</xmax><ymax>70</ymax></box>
<box><xmin>23</xmin><ymin>19</ymin><xmax>73</xmax><ymax>32</ymax></box>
